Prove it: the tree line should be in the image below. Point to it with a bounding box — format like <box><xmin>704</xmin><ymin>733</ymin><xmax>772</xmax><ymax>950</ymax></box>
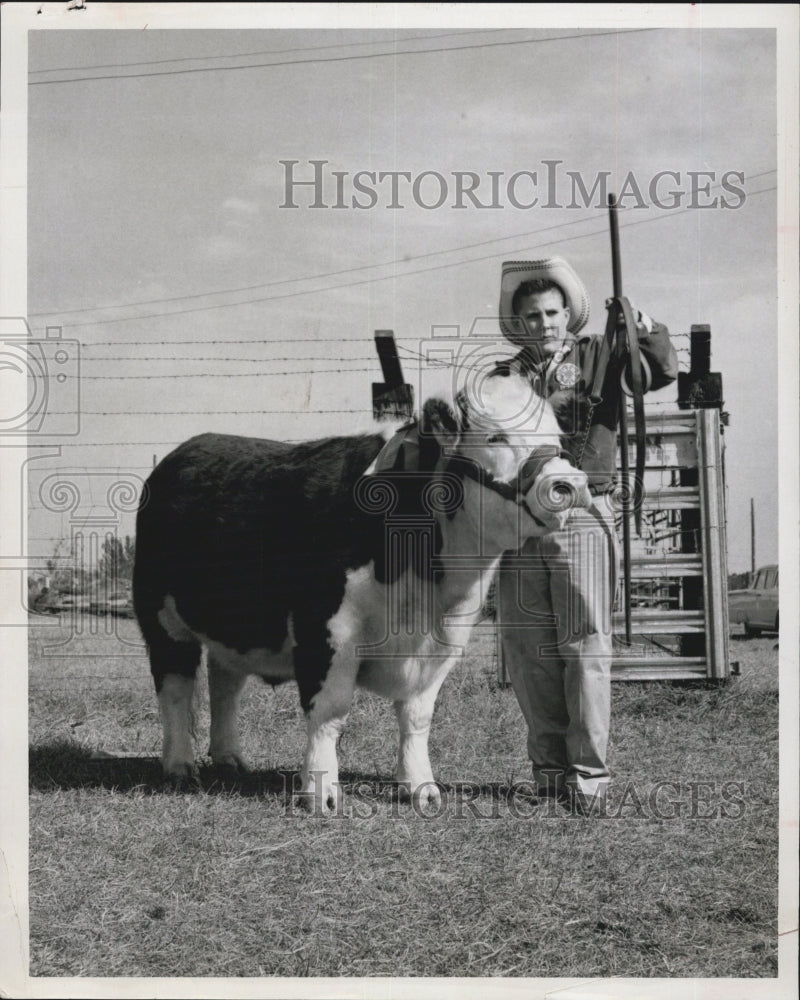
<box><xmin>31</xmin><ymin>535</ymin><xmax>136</xmax><ymax>600</ymax></box>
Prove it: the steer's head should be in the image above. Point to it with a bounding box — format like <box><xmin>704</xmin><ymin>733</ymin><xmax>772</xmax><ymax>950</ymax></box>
<box><xmin>423</xmin><ymin>372</ymin><xmax>592</xmax><ymax>541</ymax></box>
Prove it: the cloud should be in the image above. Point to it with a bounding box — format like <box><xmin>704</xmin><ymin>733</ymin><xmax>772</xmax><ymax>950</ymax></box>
<box><xmin>222</xmin><ymin>197</ymin><xmax>261</xmax><ymax>215</ymax></box>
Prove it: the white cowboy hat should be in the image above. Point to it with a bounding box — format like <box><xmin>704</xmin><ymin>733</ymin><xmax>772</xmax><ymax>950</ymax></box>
<box><xmin>499</xmin><ymin>256</ymin><xmax>591</xmax><ymax>346</ymax></box>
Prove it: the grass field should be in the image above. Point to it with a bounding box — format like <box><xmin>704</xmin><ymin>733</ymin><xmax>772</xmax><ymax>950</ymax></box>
<box><xmin>28</xmin><ymin>615</ymin><xmax>779</xmax><ymax>979</ymax></box>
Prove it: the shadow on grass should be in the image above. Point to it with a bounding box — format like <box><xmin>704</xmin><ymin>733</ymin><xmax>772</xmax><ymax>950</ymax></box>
<box><xmin>30</xmin><ymin>740</ymin><xmax>523</xmax><ymax>805</ymax></box>
<box><xmin>29</xmin><ymin>740</ymin><xmax>293</xmax><ymax>799</ymax></box>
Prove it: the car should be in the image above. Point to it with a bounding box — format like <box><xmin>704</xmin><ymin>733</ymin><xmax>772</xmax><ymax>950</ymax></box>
<box><xmin>729</xmin><ymin>564</ymin><xmax>779</xmax><ymax>637</ymax></box>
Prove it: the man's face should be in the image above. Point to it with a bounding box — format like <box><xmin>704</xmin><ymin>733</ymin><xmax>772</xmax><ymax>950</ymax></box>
<box><xmin>514</xmin><ymin>289</ymin><xmax>573</xmax><ymax>359</ymax></box>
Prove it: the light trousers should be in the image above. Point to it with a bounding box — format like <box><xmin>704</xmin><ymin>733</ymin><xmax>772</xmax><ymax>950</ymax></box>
<box><xmin>497</xmin><ymin>500</ymin><xmax>619</xmax><ymax>796</ymax></box>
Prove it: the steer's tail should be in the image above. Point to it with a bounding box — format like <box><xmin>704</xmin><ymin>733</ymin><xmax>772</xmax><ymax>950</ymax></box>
<box><xmin>132</xmin><ymin>480</ymin><xmax>202</xmax><ymax>693</ymax></box>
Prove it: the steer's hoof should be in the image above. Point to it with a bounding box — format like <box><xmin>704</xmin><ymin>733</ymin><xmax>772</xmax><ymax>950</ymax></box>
<box><xmin>211</xmin><ymin>753</ymin><xmax>250</xmax><ymax>786</ymax></box>
<box><xmin>163</xmin><ymin>764</ymin><xmax>201</xmax><ymax>793</ymax></box>
<box><xmin>392</xmin><ymin>781</ymin><xmax>414</xmax><ymax>804</ymax></box>
<box><xmin>295</xmin><ymin>785</ymin><xmax>341</xmax><ymax>816</ymax></box>
<box><xmin>394</xmin><ymin>779</ymin><xmax>442</xmax><ymax>812</ymax></box>
<box><xmin>214</xmin><ymin>764</ymin><xmax>246</xmax><ymax>788</ymax></box>
<box><xmin>413</xmin><ymin>781</ymin><xmax>442</xmax><ymax>813</ymax></box>
<box><xmin>212</xmin><ymin>751</ymin><xmax>250</xmax><ymax>772</ymax></box>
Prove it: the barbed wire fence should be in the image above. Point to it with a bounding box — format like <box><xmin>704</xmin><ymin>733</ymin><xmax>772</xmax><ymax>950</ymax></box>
<box><xmin>27</xmin><ymin>334</ymin><xmax>701</xmax><ymax>633</ymax></box>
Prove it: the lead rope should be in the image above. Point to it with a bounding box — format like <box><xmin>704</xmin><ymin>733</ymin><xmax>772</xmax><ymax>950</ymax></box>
<box><xmin>574</xmin><ymin>397</ymin><xmax>597</xmax><ymax>471</ymax></box>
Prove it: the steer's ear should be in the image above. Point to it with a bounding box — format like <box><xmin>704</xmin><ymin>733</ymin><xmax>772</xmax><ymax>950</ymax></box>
<box><xmin>419</xmin><ymin>398</ymin><xmax>459</xmax><ymax>471</ymax></box>
<box><xmin>422</xmin><ymin>398</ymin><xmax>459</xmax><ymax>444</ymax></box>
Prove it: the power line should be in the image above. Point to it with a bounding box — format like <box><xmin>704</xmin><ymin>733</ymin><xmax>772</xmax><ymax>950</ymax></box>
<box><xmin>29</xmin><ymin>29</ymin><xmax>656</xmax><ymax>86</ymax></box>
<box><xmin>28</xmin><ymin>29</ymin><xmax>510</xmax><ymax>74</ymax></box>
<box><xmin>43</xmin><ymin>184</ymin><xmax>777</xmax><ymax>332</ymax></box>
<box><xmin>30</xmin><ymin>210</ymin><xmax>610</xmax><ymax>317</ymax></box>
<box><xmin>29</xmin><ymin>170</ymin><xmax>776</xmax><ymax>321</ymax></box>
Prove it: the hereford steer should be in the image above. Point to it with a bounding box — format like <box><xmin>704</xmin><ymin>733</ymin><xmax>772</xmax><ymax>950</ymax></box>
<box><xmin>133</xmin><ymin>373</ymin><xmax>591</xmax><ymax>812</ymax></box>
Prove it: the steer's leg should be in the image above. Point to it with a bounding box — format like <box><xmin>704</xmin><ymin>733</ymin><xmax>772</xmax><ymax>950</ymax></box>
<box><xmin>393</xmin><ymin>668</ymin><xmax>452</xmax><ymax>810</ymax></box>
<box><xmin>135</xmin><ymin>590</ymin><xmax>202</xmax><ymax>786</ymax></box>
<box><xmin>207</xmin><ymin>656</ymin><xmax>249</xmax><ymax>777</ymax></box>
<box><xmin>296</xmin><ymin>653</ymin><xmax>356</xmax><ymax>814</ymax></box>
<box><xmin>134</xmin><ymin>531</ymin><xmax>202</xmax><ymax>787</ymax></box>
<box><xmin>292</xmin><ymin>569</ymin><xmax>371</xmax><ymax>813</ymax></box>
<box><xmin>150</xmin><ymin>637</ymin><xmax>203</xmax><ymax>787</ymax></box>
<box><xmin>293</xmin><ymin>602</ymin><xmax>358</xmax><ymax>814</ymax></box>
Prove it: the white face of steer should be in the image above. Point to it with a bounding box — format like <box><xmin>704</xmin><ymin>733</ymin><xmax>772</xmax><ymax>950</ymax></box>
<box><xmin>445</xmin><ymin>373</ymin><xmax>592</xmax><ymax>533</ymax></box>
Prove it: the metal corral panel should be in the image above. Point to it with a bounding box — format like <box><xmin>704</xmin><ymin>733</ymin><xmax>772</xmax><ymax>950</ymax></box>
<box><xmin>640</xmin><ymin>487</ymin><xmax>700</xmax><ymax>510</ymax></box>
<box><xmin>623</xmin><ymin>439</ymin><xmax>698</xmax><ymax>469</ymax></box>
<box><xmin>611</xmin><ymin>657</ymin><xmax>709</xmax><ymax>681</ymax></box>
<box><xmin>630</xmin><ymin>553</ymin><xmax>703</xmax><ymax>577</ymax></box>
<box><xmin>612</xmin><ymin>609</ymin><xmax>705</xmax><ymax>633</ymax></box>
<box><xmin>697</xmin><ymin>408</ymin><xmax>730</xmax><ymax>679</ymax></box>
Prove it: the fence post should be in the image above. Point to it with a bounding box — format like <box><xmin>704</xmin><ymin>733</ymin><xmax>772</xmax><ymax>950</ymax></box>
<box><xmin>697</xmin><ymin>408</ymin><xmax>731</xmax><ymax>678</ymax></box>
<box><xmin>372</xmin><ymin>330</ymin><xmax>414</xmax><ymax>421</ymax></box>
<box><xmin>677</xmin><ymin>325</ymin><xmax>723</xmax><ymax>411</ymax></box>
<box><xmin>677</xmin><ymin>326</ymin><xmax>724</xmax><ymax>662</ymax></box>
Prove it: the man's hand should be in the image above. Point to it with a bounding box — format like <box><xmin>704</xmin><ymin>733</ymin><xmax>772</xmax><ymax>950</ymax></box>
<box><xmin>605</xmin><ymin>297</ymin><xmax>654</xmax><ymax>333</ymax></box>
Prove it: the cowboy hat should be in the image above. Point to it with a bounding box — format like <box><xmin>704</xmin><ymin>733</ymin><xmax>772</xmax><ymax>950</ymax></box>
<box><xmin>499</xmin><ymin>256</ymin><xmax>590</xmax><ymax>346</ymax></box>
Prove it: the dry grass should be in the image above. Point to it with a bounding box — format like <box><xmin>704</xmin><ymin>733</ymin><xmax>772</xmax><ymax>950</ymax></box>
<box><xmin>28</xmin><ymin>617</ymin><xmax>779</xmax><ymax>978</ymax></box>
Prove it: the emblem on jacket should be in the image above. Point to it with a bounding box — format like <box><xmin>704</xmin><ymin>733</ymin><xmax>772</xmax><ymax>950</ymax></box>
<box><xmin>555</xmin><ymin>362</ymin><xmax>580</xmax><ymax>388</ymax></box>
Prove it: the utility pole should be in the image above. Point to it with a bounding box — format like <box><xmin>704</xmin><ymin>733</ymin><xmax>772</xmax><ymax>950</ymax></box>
<box><xmin>750</xmin><ymin>497</ymin><xmax>756</xmax><ymax>576</ymax></box>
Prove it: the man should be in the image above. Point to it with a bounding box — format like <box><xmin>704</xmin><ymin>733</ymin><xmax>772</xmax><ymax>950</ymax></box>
<box><xmin>495</xmin><ymin>256</ymin><xmax>678</xmax><ymax>814</ymax></box>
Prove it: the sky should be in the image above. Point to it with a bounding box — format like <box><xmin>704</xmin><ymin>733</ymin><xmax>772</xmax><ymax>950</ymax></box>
<box><xmin>17</xmin><ymin>15</ymin><xmax>783</xmax><ymax>573</ymax></box>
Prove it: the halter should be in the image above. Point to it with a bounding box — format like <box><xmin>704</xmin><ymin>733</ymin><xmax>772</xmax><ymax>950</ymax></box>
<box><xmin>368</xmin><ymin>416</ymin><xmax>578</xmax><ymax>527</ymax></box>
<box><xmin>446</xmin><ymin>443</ymin><xmax>573</xmax><ymax>526</ymax></box>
